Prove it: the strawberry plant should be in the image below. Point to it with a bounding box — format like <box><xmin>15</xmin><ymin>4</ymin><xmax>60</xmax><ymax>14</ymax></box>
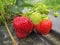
<box><xmin>0</xmin><ymin>0</ymin><xmax>60</xmax><ymax>45</ymax></box>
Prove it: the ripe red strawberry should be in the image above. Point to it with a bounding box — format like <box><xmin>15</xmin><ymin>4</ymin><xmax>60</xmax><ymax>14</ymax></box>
<box><xmin>16</xmin><ymin>32</ymin><xmax>27</xmax><ymax>39</ymax></box>
<box><xmin>36</xmin><ymin>19</ymin><xmax>52</xmax><ymax>35</ymax></box>
<box><xmin>12</xmin><ymin>16</ymin><xmax>34</xmax><ymax>39</ymax></box>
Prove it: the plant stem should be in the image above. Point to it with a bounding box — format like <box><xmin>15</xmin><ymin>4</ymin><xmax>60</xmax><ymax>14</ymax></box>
<box><xmin>0</xmin><ymin>0</ymin><xmax>18</xmax><ymax>45</ymax></box>
<box><xmin>4</xmin><ymin>22</ymin><xmax>18</xmax><ymax>45</ymax></box>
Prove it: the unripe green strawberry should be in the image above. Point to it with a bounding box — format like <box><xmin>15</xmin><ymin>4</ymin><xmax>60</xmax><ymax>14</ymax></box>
<box><xmin>36</xmin><ymin>19</ymin><xmax>52</xmax><ymax>35</ymax></box>
<box><xmin>36</xmin><ymin>4</ymin><xmax>48</xmax><ymax>14</ymax></box>
<box><xmin>44</xmin><ymin>9</ymin><xmax>50</xmax><ymax>15</ymax></box>
<box><xmin>54</xmin><ymin>12</ymin><xmax>58</xmax><ymax>17</ymax></box>
<box><xmin>37</xmin><ymin>4</ymin><xmax>47</xmax><ymax>10</ymax></box>
<box><xmin>29</xmin><ymin>12</ymin><xmax>42</xmax><ymax>25</ymax></box>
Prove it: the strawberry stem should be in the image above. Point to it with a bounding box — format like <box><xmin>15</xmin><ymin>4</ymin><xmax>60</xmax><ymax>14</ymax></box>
<box><xmin>0</xmin><ymin>0</ymin><xmax>17</xmax><ymax>45</ymax></box>
<box><xmin>4</xmin><ymin>22</ymin><xmax>18</xmax><ymax>45</ymax></box>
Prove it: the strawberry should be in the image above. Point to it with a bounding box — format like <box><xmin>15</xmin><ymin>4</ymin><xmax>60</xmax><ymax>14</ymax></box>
<box><xmin>30</xmin><ymin>12</ymin><xmax>42</xmax><ymax>25</ymax></box>
<box><xmin>36</xmin><ymin>19</ymin><xmax>52</xmax><ymax>35</ymax></box>
<box><xmin>16</xmin><ymin>32</ymin><xmax>27</xmax><ymax>39</ymax></box>
<box><xmin>54</xmin><ymin>12</ymin><xmax>58</xmax><ymax>17</ymax></box>
<box><xmin>12</xmin><ymin>16</ymin><xmax>34</xmax><ymax>39</ymax></box>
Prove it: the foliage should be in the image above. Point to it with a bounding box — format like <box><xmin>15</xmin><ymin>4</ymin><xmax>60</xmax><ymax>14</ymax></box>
<box><xmin>42</xmin><ymin>0</ymin><xmax>60</xmax><ymax>11</ymax></box>
<box><xmin>0</xmin><ymin>0</ymin><xmax>34</xmax><ymax>23</ymax></box>
<box><xmin>0</xmin><ymin>0</ymin><xmax>60</xmax><ymax>23</ymax></box>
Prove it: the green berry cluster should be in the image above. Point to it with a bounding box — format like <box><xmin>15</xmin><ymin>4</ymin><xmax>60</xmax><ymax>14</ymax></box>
<box><xmin>25</xmin><ymin>3</ymin><xmax>58</xmax><ymax>24</ymax></box>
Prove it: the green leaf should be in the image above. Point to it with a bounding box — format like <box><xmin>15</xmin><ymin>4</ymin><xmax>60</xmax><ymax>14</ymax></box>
<box><xmin>16</xmin><ymin>0</ymin><xmax>25</xmax><ymax>6</ymax></box>
<box><xmin>5</xmin><ymin>0</ymin><xmax>34</xmax><ymax>15</ymax></box>
<box><xmin>6</xmin><ymin>5</ymin><xmax>23</xmax><ymax>14</ymax></box>
<box><xmin>41</xmin><ymin>0</ymin><xmax>60</xmax><ymax>11</ymax></box>
<box><xmin>20</xmin><ymin>3</ymin><xmax>34</xmax><ymax>7</ymax></box>
<box><xmin>16</xmin><ymin>0</ymin><xmax>33</xmax><ymax>7</ymax></box>
<box><xmin>1</xmin><ymin>0</ymin><xmax>16</xmax><ymax>6</ymax></box>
